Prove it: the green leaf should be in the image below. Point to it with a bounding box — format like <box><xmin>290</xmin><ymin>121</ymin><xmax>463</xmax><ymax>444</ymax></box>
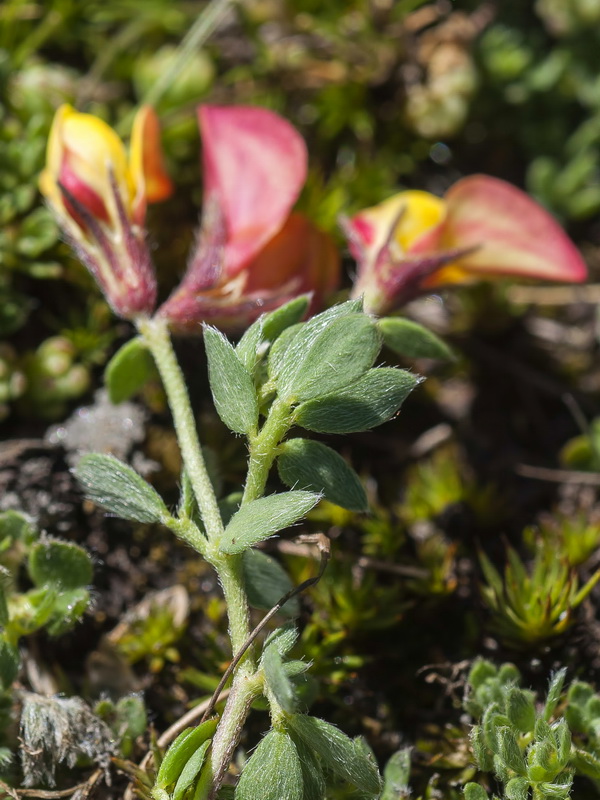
<box><xmin>505</xmin><ymin>777</ymin><xmax>529</xmax><ymax>800</ymax></box>
<box><xmin>28</xmin><ymin>539</ymin><xmax>92</xmax><ymax>589</ymax></box>
<box><xmin>46</xmin><ymin>587</ymin><xmax>90</xmax><ymax>636</ymax></box>
<box><xmin>267</xmin><ymin>324</ymin><xmax>304</xmax><ymax>382</ymax></box>
<box><xmin>572</xmin><ymin>747</ymin><xmax>600</xmax><ymax>779</ymax></box>
<box><xmin>219</xmin><ymin>492</ymin><xmax>243</xmax><ymax>527</ymax></box>
<box><xmin>220</xmin><ymin>491</ymin><xmax>320</xmax><ymax>555</ymax></box>
<box><xmin>552</xmin><ymin>720</ymin><xmax>571</xmax><ymax>766</ymax></box>
<box><xmin>172</xmin><ymin>740</ymin><xmax>211</xmax><ymax>800</ymax></box>
<box><xmin>262</xmin><ymin>296</ymin><xmax>310</xmax><ymax>341</ymax></box>
<box><xmin>263</xmin><ymin>623</ymin><xmax>299</xmax><ymax>657</ymax></box>
<box><xmin>105</xmin><ymin>337</ymin><xmax>156</xmax><ymax>403</ymax></box>
<box><xmin>263</xmin><ymin>644</ymin><xmax>296</xmax><ymax>713</ymax></box>
<box><xmin>463</xmin><ymin>784</ymin><xmax>489</xmax><ymax>800</ymax></box>
<box><xmin>235</xmin><ymin>729</ymin><xmax>303</xmax><ymax>800</ymax></box>
<box><xmin>276</xmin><ymin>313</ymin><xmax>381</xmax><ymax>402</ymax></box>
<box><xmin>236</xmin><ymin>298</ymin><xmax>310</xmax><ymax>376</ymax></box>
<box><xmin>277</xmin><ymin>438</ymin><xmax>367</xmax><ymax>512</ymax></box>
<box><xmin>468</xmin><ymin>659</ymin><xmax>498</xmax><ymax>692</ymax></box>
<box><xmin>204</xmin><ymin>326</ymin><xmax>259</xmax><ymax>435</ymax></box>
<box><xmin>242</xmin><ymin>549</ymin><xmax>299</xmax><ymax>618</ymax></box>
<box><xmin>378</xmin><ymin>317</ymin><xmax>454</xmax><ymax>360</ymax></box>
<box><xmin>283</xmin><ymin>660</ymin><xmax>309</xmax><ymax>679</ymax></box>
<box><xmin>498</xmin><ymin>728</ymin><xmax>526</xmax><ymax>775</ymax></box>
<box><xmin>235</xmin><ymin>318</ymin><xmax>264</xmax><ymax>374</ymax></box>
<box><xmin>288</xmin><ymin>715</ymin><xmax>381</xmax><ymax>796</ymax></box>
<box><xmin>268</xmin><ymin>300</ymin><xmax>362</xmax><ymax>383</ymax></box>
<box><xmin>0</xmin><ymin>510</ymin><xmax>36</xmax><ymax>545</ymax></box>
<box><xmin>295</xmin><ymin>368</ymin><xmax>419</xmax><ymax>434</ymax></box>
<box><xmin>381</xmin><ymin>747</ymin><xmax>411</xmax><ymax>800</ymax></box>
<box><xmin>470</xmin><ymin>726</ymin><xmax>492</xmax><ymax>771</ymax></box>
<box><xmin>292</xmin><ymin>736</ymin><xmax>325</xmax><ymax>800</ymax></box>
<box><xmin>543</xmin><ymin>668</ymin><xmax>567</xmax><ymax>721</ymax></box>
<box><xmin>0</xmin><ymin>638</ymin><xmax>19</xmax><ymax>690</ymax></box>
<box><xmin>506</xmin><ymin>688</ymin><xmax>536</xmax><ymax>734</ymax></box>
<box><xmin>74</xmin><ymin>454</ymin><xmax>170</xmax><ymax>524</ymax></box>
<box><xmin>155</xmin><ymin>718</ymin><xmax>218</xmax><ymax>790</ymax></box>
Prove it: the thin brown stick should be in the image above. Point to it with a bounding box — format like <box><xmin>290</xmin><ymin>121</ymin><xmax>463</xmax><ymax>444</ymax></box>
<box><xmin>200</xmin><ymin>534</ymin><xmax>331</xmax><ymax>725</ymax></box>
<box><xmin>0</xmin><ymin>770</ymin><xmax>102</xmax><ymax>800</ymax></box>
<box><xmin>276</xmin><ymin>540</ymin><xmax>428</xmax><ymax>579</ymax></box>
<box><xmin>516</xmin><ymin>464</ymin><xmax>600</xmax><ymax>485</ymax></box>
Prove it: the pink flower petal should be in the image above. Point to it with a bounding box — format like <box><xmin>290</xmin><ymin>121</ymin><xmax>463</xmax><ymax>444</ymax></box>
<box><xmin>439</xmin><ymin>175</ymin><xmax>587</xmax><ymax>283</ymax></box>
<box><xmin>199</xmin><ymin>105</ymin><xmax>308</xmax><ymax>276</ymax></box>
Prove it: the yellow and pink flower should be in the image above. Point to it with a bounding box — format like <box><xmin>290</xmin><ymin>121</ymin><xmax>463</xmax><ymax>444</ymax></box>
<box><xmin>346</xmin><ymin>176</ymin><xmax>587</xmax><ymax>314</ymax></box>
<box><xmin>157</xmin><ymin>105</ymin><xmax>339</xmax><ymax>332</ymax></box>
<box><xmin>40</xmin><ymin>104</ymin><xmax>172</xmax><ymax>319</ymax></box>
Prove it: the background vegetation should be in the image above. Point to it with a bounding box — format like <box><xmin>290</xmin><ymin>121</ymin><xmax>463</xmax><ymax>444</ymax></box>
<box><xmin>1</xmin><ymin>0</ymin><xmax>600</xmax><ymax>798</ymax></box>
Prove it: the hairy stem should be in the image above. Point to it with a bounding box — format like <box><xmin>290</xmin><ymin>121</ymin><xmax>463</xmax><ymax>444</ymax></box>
<box><xmin>140</xmin><ymin>316</ymin><xmax>257</xmax><ymax>798</ymax></box>
<box><xmin>242</xmin><ymin>397</ymin><xmax>292</xmax><ymax>505</ymax></box>
<box><xmin>137</xmin><ymin>316</ymin><xmax>224</xmax><ymax>542</ymax></box>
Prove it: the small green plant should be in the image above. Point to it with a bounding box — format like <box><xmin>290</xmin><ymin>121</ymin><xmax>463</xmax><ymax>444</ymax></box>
<box><xmin>0</xmin><ymin>510</ymin><xmax>94</xmax><ymax>683</ymax></box>
<box><xmin>479</xmin><ymin>543</ymin><xmax>600</xmax><ymax>646</ymax></box>
<box><xmin>463</xmin><ymin>659</ymin><xmax>600</xmax><ymax>800</ymax></box>
<box><xmin>525</xmin><ymin>510</ymin><xmax>600</xmax><ymax>568</ymax></box>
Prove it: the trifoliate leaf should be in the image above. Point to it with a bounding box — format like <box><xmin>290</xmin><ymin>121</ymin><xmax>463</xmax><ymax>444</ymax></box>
<box><xmin>295</xmin><ymin>368</ymin><xmax>419</xmax><ymax>434</ymax></box>
<box><xmin>277</xmin><ymin>438</ymin><xmax>367</xmax><ymax>511</ymax></box>
<box><xmin>220</xmin><ymin>491</ymin><xmax>320</xmax><ymax>554</ymax></box>
<box><xmin>204</xmin><ymin>326</ymin><xmax>258</xmax><ymax>435</ymax></box>
<box><xmin>74</xmin><ymin>454</ymin><xmax>170</xmax><ymax>524</ymax></box>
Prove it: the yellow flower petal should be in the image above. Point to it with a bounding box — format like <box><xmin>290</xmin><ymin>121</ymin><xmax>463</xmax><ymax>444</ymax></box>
<box><xmin>60</xmin><ymin>105</ymin><xmax>132</xmax><ymax>208</ymax></box>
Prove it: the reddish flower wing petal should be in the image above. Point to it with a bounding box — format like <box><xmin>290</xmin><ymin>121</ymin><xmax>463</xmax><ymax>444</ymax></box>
<box><xmin>441</xmin><ymin>175</ymin><xmax>587</xmax><ymax>283</ymax></box>
<box><xmin>243</xmin><ymin>213</ymin><xmax>339</xmax><ymax>299</ymax></box>
<box><xmin>198</xmin><ymin>105</ymin><xmax>308</xmax><ymax>276</ymax></box>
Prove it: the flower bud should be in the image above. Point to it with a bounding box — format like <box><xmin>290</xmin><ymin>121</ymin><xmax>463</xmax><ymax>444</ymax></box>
<box><xmin>39</xmin><ymin>105</ymin><xmax>172</xmax><ymax>319</ymax></box>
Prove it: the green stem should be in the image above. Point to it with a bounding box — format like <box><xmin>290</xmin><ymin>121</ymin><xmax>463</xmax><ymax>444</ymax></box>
<box><xmin>242</xmin><ymin>398</ymin><xmax>292</xmax><ymax>505</ymax></box>
<box><xmin>140</xmin><ymin>316</ymin><xmax>257</xmax><ymax>798</ymax></box>
<box><xmin>137</xmin><ymin>317</ymin><xmax>224</xmax><ymax>541</ymax></box>
<box><xmin>207</xmin><ymin>551</ymin><xmax>252</xmax><ymax>658</ymax></box>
